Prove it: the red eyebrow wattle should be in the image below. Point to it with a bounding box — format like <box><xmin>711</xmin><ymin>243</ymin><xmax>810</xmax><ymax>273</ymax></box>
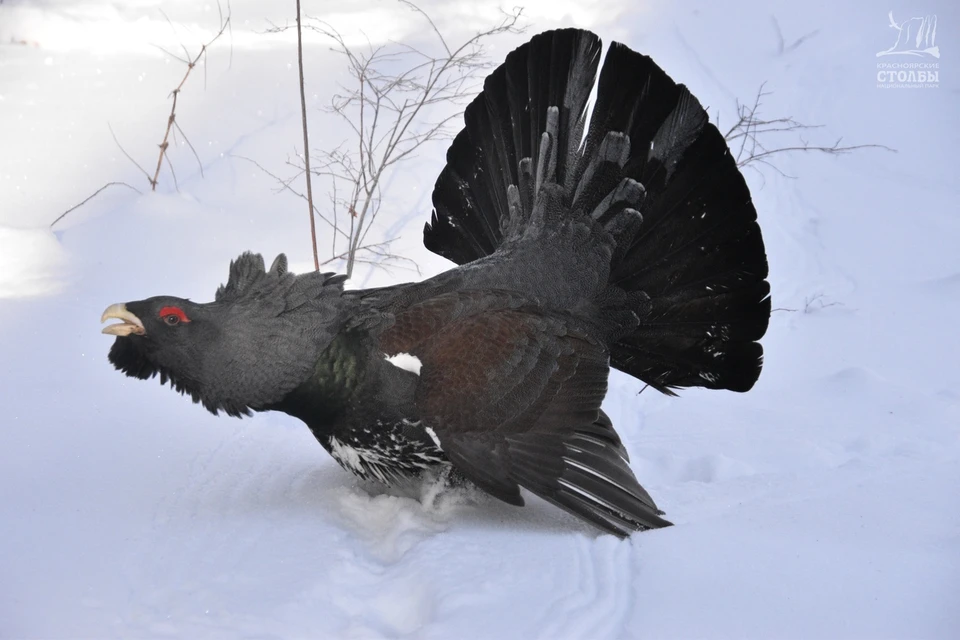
<box><xmin>158</xmin><ymin>306</ymin><xmax>191</xmax><ymax>323</ymax></box>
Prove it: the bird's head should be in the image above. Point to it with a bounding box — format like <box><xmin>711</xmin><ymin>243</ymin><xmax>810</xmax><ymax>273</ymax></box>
<box><xmin>101</xmin><ymin>253</ymin><xmax>350</xmax><ymax>417</ymax></box>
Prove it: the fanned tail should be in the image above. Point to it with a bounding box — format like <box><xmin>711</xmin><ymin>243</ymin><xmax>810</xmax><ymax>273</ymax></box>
<box><xmin>424</xmin><ymin>28</ymin><xmax>770</xmax><ymax>394</ymax></box>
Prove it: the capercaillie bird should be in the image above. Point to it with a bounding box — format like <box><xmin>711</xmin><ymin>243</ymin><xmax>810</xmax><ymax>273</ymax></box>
<box><xmin>101</xmin><ymin>28</ymin><xmax>770</xmax><ymax>537</ymax></box>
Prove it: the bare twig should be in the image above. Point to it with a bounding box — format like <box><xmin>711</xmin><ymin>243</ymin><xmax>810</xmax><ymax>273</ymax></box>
<box><xmin>769</xmin><ymin>294</ymin><xmax>844</xmax><ymax>315</ymax></box>
<box><xmin>152</xmin><ymin>43</ymin><xmax>190</xmax><ymax>65</ymax></box>
<box><xmin>102</xmin><ymin>5</ymin><xmax>229</xmax><ymax>193</ymax></box>
<box><xmin>108</xmin><ymin>123</ymin><xmax>152</xmax><ymax>184</ymax></box>
<box><xmin>770</xmin><ymin>16</ymin><xmax>820</xmax><ymax>56</ymax></box>
<box><xmin>804</xmin><ymin>293</ymin><xmax>841</xmax><ymax>313</ymax></box>
<box><xmin>163</xmin><ymin>151</ymin><xmax>180</xmax><ymax>192</ymax></box>
<box><xmin>56</xmin><ymin>5</ymin><xmax>233</xmax><ymax>230</ymax></box>
<box><xmin>266</xmin><ymin>3</ymin><xmax>523</xmax><ymax>277</ymax></box>
<box><xmin>295</xmin><ymin>0</ymin><xmax>320</xmax><ymax>271</ymax></box>
<box><xmin>721</xmin><ymin>83</ymin><xmax>895</xmax><ymax>182</ymax></box>
<box><xmin>235</xmin><ymin>156</ymin><xmax>417</xmax><ymax>275</ymax></box>
<box><xmin>104</xmin><ymin>3</ymin><xmax>230</xmax><ymax>192</ymax></box>
<box><xmin>173</xmin><ymin>121</ymin><xmax>204</xmax><ymax>178</ymax></box>
<box><xmin>319</xmin><ymin>239</ymin><xmax>421</xmax><ymax>275</ymax></box>
<box><xmin>311</xmin><ymin>5</ymin><xmax>520</xmax><ymax>275</ymax></box>
<box><xmin>230</xmin><ymin>154</ymin><xmax>343</xmax><ymax>236</ymax></box>
<box><xmin>158</xmin><ymin>8</ymin><xmax>192</xmax><ymax>61</ymax></box>
<box><xmin>49</xmin><ymin>182</ymin><xmax>143</xmax><ymax>229</ymax></box>
<box><xmin>149</xmin><ymin>7</ymin><xmax>230</xmax><ymax>191</ymax></box>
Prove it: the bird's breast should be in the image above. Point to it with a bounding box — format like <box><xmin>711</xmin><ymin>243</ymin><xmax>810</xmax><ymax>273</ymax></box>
<box><xmin>325</xmin><ymin>418</ymin><xmax>446</xmax><ymax>485</ymax></box>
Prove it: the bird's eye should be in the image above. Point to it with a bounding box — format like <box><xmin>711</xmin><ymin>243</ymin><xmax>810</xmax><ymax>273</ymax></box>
<box><xmin>158</xmin><ymin>306</ymin><xmax>190</xmax><ymax>326</ymax></box>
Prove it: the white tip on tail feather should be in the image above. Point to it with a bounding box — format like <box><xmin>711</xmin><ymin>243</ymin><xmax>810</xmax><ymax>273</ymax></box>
<box><xmin>384</xmin><ymin>352</ymin><xmax>422</xmax><ymax>375</ymax></box>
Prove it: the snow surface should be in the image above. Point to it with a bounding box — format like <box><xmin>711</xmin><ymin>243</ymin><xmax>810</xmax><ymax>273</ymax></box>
<box><xmin>1</xmin><ymin>0</ymin><xmax>958</xmax><ymax>638</ymax></box>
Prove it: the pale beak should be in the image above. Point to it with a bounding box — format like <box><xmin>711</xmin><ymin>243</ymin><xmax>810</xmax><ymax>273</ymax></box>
<box><xmin>101</xmin><ymin>303</ymin><xmax>146</xmax><ymax>336</ymax></box>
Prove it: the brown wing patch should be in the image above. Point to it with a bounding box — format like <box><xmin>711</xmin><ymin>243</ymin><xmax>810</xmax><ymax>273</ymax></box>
<box><xmin>379</xmin><ymin>289</ymin><xmax>526</xmax><ymax>355</ymax></box>
<box><xmin>416</xmin><ymin>309</ymin><xmax>607</xmax><ymax>435</ymax></box>
<box><xmin>378</xmin><ymin>290</ymin><xmax>669</xmax><ymax>535</ymax></box>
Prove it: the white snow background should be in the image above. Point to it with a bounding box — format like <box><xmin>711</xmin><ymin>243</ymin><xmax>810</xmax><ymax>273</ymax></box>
<box><xmin>1</xmin><ymin>0</ymin><xmax>958</xmax><ymax>637</ymax></box>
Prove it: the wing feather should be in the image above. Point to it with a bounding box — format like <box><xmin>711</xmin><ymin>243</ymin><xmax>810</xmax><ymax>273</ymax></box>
<box><xmin>380</xmin><ymin>291</ymin><xmax>670</xmax><ymax>536</ymax></box>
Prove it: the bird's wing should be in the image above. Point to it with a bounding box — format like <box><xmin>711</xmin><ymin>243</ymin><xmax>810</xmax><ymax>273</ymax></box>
<box><xmin>380</xmin><ymin>290</ymin><xmax>670</xmax><ymax>536</ymax></box>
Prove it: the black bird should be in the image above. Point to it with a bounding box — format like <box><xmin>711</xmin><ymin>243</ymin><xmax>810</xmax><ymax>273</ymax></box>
<box><xmin>101</xmin><ymin>29</ymin><xmax>770</xmax><ymax>537</ymax></box>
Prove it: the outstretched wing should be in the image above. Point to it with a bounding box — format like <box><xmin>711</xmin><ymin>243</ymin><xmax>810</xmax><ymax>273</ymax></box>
<box><xmin>380</xmin><ymin>290</ymin><xmax>671</xmax><ymax>536</ymax></box>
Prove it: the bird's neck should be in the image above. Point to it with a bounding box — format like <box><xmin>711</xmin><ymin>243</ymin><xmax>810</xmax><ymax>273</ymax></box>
<box><xmin>267</xmin><ymin>329</ymin><xmax>371</xmax><ymax>436</ymax></box>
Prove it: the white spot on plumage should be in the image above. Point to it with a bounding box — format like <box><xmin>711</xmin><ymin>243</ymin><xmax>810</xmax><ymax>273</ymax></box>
<box><xmin>329</xmin><ymin>436</ymin><xmax>366</xmax><ymax>475</ymax></box>
<box><xmin>384</xmin><ymin>352</ymin><xmax>422</xmax><ymax>375</ymax></box>
<box><xmin>327</xmin><ymin>423</ymin><xmax>445</xmax><ymax>486</ymax></box>
<box><xmin>425</xmin><ymin>426</ymin><xmax>442</xmax><ymax>449</ymax></box>
<box><xmin>329</xmin><ymin>436</ymin><xmax>399</xmax><ymax>484</ymax></box>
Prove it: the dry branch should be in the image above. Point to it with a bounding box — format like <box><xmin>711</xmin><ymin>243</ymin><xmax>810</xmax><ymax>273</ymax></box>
<box><xmin>49</xmin><ymin>182</ymin><xmax>143</xmax><ymax>229</ymax></box>
<box><xmin>294</xmin><ymin>0</ymin><xmax>321</xmax><ymax>271</ymax></box>
<box><xmin>149</xmin><ymin>7</ymin><xmax>231</xmax><ymax>191</ymax></box>
<box><xmin>54</xmin><ymin>4</ymin><xmax>231</xmax><ymax>227</ymax></box>
<box><xmin>265</xmin><ymin>2</ymin><xmax>522</xmax><ymax>276</ymax></box>
<box><xmin>720</xmin><ymin>83</ymin><xmax>895</xmax><ymax>183</ymax></box>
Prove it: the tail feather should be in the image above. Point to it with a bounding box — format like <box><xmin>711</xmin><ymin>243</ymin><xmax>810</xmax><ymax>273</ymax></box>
<box><xmin>572</xmin><ymin>42</ymin><xmax>690</xmax><ymax>193</ymax></box>
<box><xmin>427</xmin><ymin>29</ymin><xmax>602</xmax><ymax>264</ymax></box>
<box><xmin>425</xmin><ymin>28</ymin><xmax>770</xmax><ymax>394</ymax></box>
